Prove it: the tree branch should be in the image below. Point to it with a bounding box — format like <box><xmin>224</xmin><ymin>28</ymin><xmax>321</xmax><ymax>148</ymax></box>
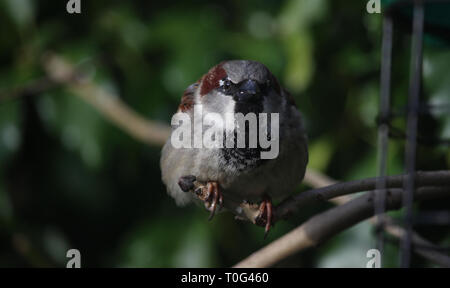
<box><xmin>316</xmin><ymin>179</ymin><xmax>450</xmax><ymax>267</ymax></box>
<box><xmin>234</xmin><ymin>186</ymin><xmax>450</xmax><ymax>268</ymax></box>
<box><xmin>0</xmin><ymin>77</ymin><xmax>57</xmax><ymax>102</ymax></box>
<box><xmin>275</xmin><ymin>170</ymin><xmax>450</xmax><ymax>221</ymax></box>
<box><xmin>41</xmin><ymin>53</ymin><xmax>171</xmax><ymax>147</ymax></box>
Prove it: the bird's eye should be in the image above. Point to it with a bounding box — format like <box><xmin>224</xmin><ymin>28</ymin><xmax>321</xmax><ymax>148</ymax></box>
<box><xmin>222</xmin><ymin>79</ymin><xmax>231</xmax><ymax>90</ymax></box>
<box><xmin>219</xmin><ymin>78</ymin><xmax>233</xmax><ymax>94</ymax></box>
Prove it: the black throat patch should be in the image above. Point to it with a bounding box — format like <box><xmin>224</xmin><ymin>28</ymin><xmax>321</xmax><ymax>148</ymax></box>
<box><xmin>221</xmin><ymin>115</ymin><xmax>274</xmax><ymax>172</ymax></box>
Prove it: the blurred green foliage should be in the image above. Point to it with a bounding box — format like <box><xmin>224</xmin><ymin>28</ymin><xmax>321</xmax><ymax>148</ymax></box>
<box><xmin>0</xmin><ymin>0</ymin><xmax>449</xmax><ymax>267</ymax></box>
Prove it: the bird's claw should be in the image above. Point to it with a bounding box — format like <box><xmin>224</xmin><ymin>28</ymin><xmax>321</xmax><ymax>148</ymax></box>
<box><xmin>178</xmin><ymin>176</ymin><xmax>223</xmax><ymax>221</ymax></box>
<box><xmin>255</xmin><ymin>196</ymin><xmax>273</xmax><ymax>239</ymax></box>
<box><xmin>205</xmin><ymin>182</ymin><xmax>223</xmax><ymax>221</ymax></box>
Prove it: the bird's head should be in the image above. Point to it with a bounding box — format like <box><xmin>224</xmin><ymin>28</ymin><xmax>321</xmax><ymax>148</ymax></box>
<box><xmin>189</xmin><ymin>60</ymin><xmax>284</xmax><ymax>116</ymax></box>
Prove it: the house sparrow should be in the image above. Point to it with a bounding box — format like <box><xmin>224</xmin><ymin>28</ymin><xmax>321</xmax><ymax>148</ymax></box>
<box><xmin>160</xmin><ymin>60</ymin><xmax>308</xmax><ymax>235</ymax></box>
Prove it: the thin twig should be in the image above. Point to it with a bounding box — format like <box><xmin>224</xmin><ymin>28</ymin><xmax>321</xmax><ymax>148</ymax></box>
<box><xmin>234</xmin><ymin>186</ymin><xmax>450</xmax><ymax>268</ymax></box>
<box><xmin>42</xmin><ymin>53</ymin><xmax>171</xmax><ymax>147</ymax></box>
<box><xmin>275</xmin><ymin>170</ymin><xmax>450</xmax><ymax>221</ymax></box>
<box><xmin>277</xmin><ymin>170</ymin><xmax>450</xmax><ymax>267</ymax></box>
<box><xmin>319</xmin><ymin>180</ymin><xmax>450</xmax><ymax>267</ymax></box>
<box><xmin>0</xmin><ymin>77</ymin><xmax>57</xmax><ymax>102</ymax></box>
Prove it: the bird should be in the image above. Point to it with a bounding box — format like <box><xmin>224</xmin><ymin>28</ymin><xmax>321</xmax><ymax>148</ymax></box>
<box><xmin>160</xmin><ymin>60</ymin><xmax>308</xmax><ymax>236</ymax></box>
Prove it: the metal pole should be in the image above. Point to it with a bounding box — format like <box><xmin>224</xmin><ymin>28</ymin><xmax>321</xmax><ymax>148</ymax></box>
<box><xmin>400</xmin><ymin>0</ymin><xmax>424</xmax><ymax>268</ymax></box>
<box><xmin>375</xmin><ymin>14</ymin><xmax>394</xmax><ymax>262</ymax></box>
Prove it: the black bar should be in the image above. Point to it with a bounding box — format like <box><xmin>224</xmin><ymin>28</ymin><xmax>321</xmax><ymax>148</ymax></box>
<box><xmin>375</xmin><ymin>14</ymin><xmax>394</xmax><ymax>261</ymax></box>
<box><xmin>400</xmin><ymin>0</ymin><xmax>424</xmax><ymax>268</ymax></box>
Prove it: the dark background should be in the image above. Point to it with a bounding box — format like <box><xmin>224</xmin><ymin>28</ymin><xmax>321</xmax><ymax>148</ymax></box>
<box><xmin>0</xmin><ymin>0</ymin><xmax>449</xmax><ymax>267</ymax></box>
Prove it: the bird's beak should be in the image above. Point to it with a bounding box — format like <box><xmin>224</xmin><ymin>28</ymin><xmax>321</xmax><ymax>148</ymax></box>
<box><xmin>234</xmin><ymin>79</ymin><xmax>261</xmax><ymax>103</ymax></box>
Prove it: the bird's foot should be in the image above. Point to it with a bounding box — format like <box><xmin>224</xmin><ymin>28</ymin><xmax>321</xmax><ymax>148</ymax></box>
<box><xmin>255</xmin><ymin>196</ymin><xmax>274</xmax><ymax>239</ymax></box>
<box><xmin>197</xmin><ymin>181</ymin><xmax>223</xmax><ymax>221</ymax></box>
<box><xmin>178</xmin><ymin>176</ymin><xmax>223</xmax><ymax>221</ymax></box>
